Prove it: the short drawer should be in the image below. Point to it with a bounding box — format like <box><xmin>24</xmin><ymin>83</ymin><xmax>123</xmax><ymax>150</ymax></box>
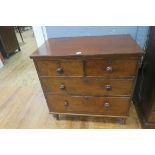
<box><xmin>35</xmin><ymin>60</ymin><xmax>83</xmax><ymax>77</ymax></box>
<box><xmin>85</xmin><ymin>59</ymin><xmax>138</xmax><ymax>77</ymax></box>
<box><xmin>46</xmin><ymin>95</ymin><xmax>130</xmax><ymax>116</ymax></box>
<box><xmin>41</xmin><ymin>77</ymin><xmax>133</xmax><ymax>96</ymax></box>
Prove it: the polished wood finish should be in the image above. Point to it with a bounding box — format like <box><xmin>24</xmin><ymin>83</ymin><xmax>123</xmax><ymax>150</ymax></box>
<box><xmin>35</xmin><ymin>60</ymin><xmax>83</xmax><ymax>77</ymax></box>
<box><xmin>46</xmin><ymin>95</ymin><xmax>130</xmax><ymax>116</ymax></box>
<box><xmin>30</xmin><ymin>35</ymin><xmax>143</xmax><ymax>58</ymax></box>
<box><xmin>0</xmin><ymin>26</ymin><xmax>20</xmax><ymax>58</ymax></box>
<box><xmin>85</xmin><ymin>59</ymin><xmax>138</xmax><ymax>77</ymax></box>
<box><xmin>31</xmin><ymin>35</ymin><xmax>143</xmax><ymax>123</ymax></box>
<box><xmin>0</xmin><ymin>30</ymin><xmax>142</xmax><ymax>128</ymax></box>
<box><xmin>41</xmin><ymin>77</ymin><xmax>133</xmax><ymax>96</ymax></box>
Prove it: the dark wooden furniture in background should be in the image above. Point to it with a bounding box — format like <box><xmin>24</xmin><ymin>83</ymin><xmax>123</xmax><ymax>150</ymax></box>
<box><xmin>133</xmin><ymin>27</ymin><xmax>155</xmax><ymax>128</ymax></box>
<box><xmin>30</xmin><ymin>35</ymin><xmax>143</xmax><ymax>124</ymax></box>
<box><xmin>14</xmin><ymin>26</ymin><xmax>32</xmax><ymax>43</ymax></box>
<box><xmin>16</xmin><ymin>26</ymin><xmax>24</xmax><ymax>43</ymax></box>
<box><xmin>0</xmin><ymin>26</ymin><xmax>20</xmax><ymax>58</ymax></box>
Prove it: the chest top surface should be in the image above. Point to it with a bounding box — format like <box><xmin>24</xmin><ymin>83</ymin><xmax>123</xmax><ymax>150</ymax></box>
<box><xmin>30</xmin><ymin>35</ymin><xmax>144</xmax><ymax>59</ymax></box>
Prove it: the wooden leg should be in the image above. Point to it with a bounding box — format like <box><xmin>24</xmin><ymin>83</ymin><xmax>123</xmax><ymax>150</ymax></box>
<box><xmin>18</xmin><ymin>47</ymin><xmax>21</xmax><ymax>52</ymax></box>
<box><xmin>53</xmin><ymin>114</ymin><xmax>60</xmax><ymax>120</ymax></box>
<box><xmin>6</xmin><ymin>53</ymin><xmax>10</xmax><ymax>58</ymax></box>
<box><xmin>17</xmin><ymin>27</ymin><xmax>24</xmax><ymax>42</ymax></box>
<box><xmin>117</xmin><ymin>118</ymin><xmax>126</xmax><ymax>125</ymax></box>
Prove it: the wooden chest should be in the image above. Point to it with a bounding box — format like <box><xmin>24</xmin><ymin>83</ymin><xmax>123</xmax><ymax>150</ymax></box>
<box><xmin>30</xmin><ymin>35</ymin><xmax>143</xmax><ymax>123</ymax></box>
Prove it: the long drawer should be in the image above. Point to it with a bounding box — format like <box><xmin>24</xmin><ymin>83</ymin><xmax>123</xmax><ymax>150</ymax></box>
<box><xmin>41</xmin><ymin>77</ymin><xmax>133</xmax><ymax>96</ymax></box>
<box><xmin>46</xmin><ymin>95</ymin><xmax>130</xmax><ymax>116</ymax></box>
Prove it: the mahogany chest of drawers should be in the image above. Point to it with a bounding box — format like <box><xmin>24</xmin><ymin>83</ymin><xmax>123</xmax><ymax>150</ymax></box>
<box><xmin>30</xmin><ymin>35</ymin><xmax>143</xmax><ymax>124</ymax></box>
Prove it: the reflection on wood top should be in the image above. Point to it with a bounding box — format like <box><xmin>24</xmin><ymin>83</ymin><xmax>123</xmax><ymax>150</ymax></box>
<box><xmin>30</xmin><ymin>35</ymin><xmax>144</xmax><ymax>58</ymax></box>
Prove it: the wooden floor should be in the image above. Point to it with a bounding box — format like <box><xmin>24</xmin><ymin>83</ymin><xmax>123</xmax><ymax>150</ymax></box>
<box><xmin>0</xmin><ymin>29</ymin><xmax>141</xmax><ymax>128</ymax></box>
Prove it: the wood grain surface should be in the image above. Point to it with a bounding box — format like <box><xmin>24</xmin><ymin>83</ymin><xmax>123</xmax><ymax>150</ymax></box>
<box><xmin>36</xmin><ymin>60</ymin><xmax>83</xmax><ymax>77</ymax></box>
<box><xmin>41</xmin><ymin>77</ymin><xmax>133</xmax><ymax>96</ymax></box>
<box><xmin>46</xmin><ymin>95</ymin><xmax>130</xmax><ymax>116</ymax></box>
<box><xmin>30</xmin><ymin>35</ymin><xmax>143</xmax><ymax>58</ymax></box>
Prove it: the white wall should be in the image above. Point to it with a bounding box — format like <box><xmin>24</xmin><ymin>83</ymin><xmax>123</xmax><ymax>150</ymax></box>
<box><xmin>42</xmin><ymin>26</ymin><xmax>48</xmax><ymax>41</ymax></box>
<box><xmin>0</xmin><ymin>59</ymin><xmax>3</xmax><ymax>68</ymax></box>
<box><xmin>32</xmin><ymin>26</ymin><xmax>47</xmax><ymax>47</ymax></box>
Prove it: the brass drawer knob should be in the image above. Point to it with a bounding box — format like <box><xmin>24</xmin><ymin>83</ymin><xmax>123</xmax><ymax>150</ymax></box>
<box><xmin>59</xmin><ymin>84</ymin><xmax>65</xmax><ymax>90</ymax></box>
<box><xmin>56</xmin><ymin>67</ymin><xmax>64</xmax><ymax>74</ymax></box>
<box><xmin>104</xmin><ymin>102</ymin><xmax>110</xmax><ymax>108</ymax></box>
<box><xmin>105</xmin><ymin>84</ymin><xmax>112</xmax><ymax>91</ymax></box>
<box><xmin>64</xmin><ymin>101</ymin><xmax>69</xmax><ymax>107</ymax></box>
<box><xmin>106</xmin><ymin>66</ymin><xmax>112</xmax><ymax>72</ymax></box>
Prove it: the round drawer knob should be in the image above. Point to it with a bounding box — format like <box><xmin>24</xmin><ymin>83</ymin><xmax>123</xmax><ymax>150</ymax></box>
<box><xmin>56</xmin><ymin>67</ymin><xmax>63</xmax><ymax>74</ymax></box>
<box><xmin>105</xmin><ymin>84</ymin><xmax>112</xmax><ymax>91</ymax></box>
<box><xmin>104</xmin><ymin>102</ymin><xmax>110</xmax><ymax>108</ymax></box>
<box><xmin>59</xmin><ymin>84</ymin><xmax>65</xmax><ymax>90</ymax></box>
<box><xmin>64</xmin><ymin>101</ymin><xmax>69</xmax><ymax>107</ymax></box>
<box><xmin>106</xmin><ymin>66</ymin><xmax>112</xmax><ymax>72</ymax></box>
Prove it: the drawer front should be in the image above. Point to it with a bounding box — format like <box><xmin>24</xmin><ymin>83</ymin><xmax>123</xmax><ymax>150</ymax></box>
<box><xmin>41</xmin><ymin>78</ymin><xmax>133</xmax><ymax>96</ymax></box>
<box><xmin>85</xmin><ymin>59</ymin><xmax>138</xmax><ymax>77</ymax></box>
<box><xmin>46</xmin><ymin>95</ymin><xmax>130</xmax><ymax>116</ymax></box>
<box><xmin>35</xmin><ymin>60</ymin><xmax>83</xmax><ymax>77</ymax></box>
